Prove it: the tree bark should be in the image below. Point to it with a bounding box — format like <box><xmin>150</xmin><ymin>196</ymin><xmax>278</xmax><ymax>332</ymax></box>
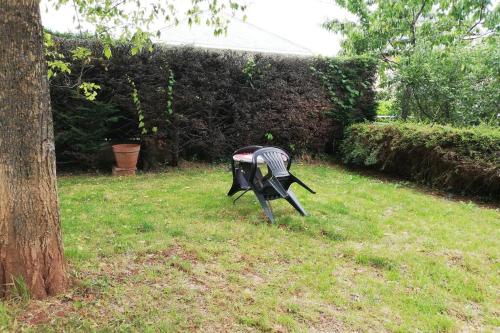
<box><xmin>401</xmin><ymin>84</ymin><xmax>411</xmax><ymax>121</ymax></box>
<box><xmin>0</xmin><ymin>0</ymin><xmax>67</xmax><ymax>299</ymax></box>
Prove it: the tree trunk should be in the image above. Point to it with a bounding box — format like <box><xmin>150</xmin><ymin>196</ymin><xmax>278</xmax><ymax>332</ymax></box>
<box><xmin>401</xmin><ymin>84</ymin><xmax>411</xmax><ymax>121</ymax></box>
<box><xmin>0</xmin><ymin>0</ymin><xmax>67</xmax><ymax>299</ymax></box>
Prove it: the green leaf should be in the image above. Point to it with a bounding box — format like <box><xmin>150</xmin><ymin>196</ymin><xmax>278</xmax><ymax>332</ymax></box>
<box><xmin>104</xmin><ymin>46</ymin><xmax>112</xmax><ymax>59</ymax></box>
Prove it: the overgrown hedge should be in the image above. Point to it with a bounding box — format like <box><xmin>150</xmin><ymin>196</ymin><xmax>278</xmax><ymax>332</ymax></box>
<box><xmin>341</xmin><ymin>122</ymin><xmax>500</xmax><ymax>199</ymax></box>
<box><xmin>49</xmin><ymin>38</ymin><xmax>377</xmax><ymax>169</ymax></box>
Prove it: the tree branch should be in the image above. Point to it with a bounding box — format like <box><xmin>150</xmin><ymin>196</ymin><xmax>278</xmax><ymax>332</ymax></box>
<box><xmin>465</xmin><ymin>4</ymin><xmax>485</xmax><ymax>36</ymax></box>
<box><xmin>410</xmin><ymin>0</ymin><xmax>427</xmax><ymax>46</ymax></box>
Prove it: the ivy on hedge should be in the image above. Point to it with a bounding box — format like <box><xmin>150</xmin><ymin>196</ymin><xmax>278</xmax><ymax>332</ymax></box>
<box><xmin>49</xmin><ymin>37</ymin><xmax>377</xmax><ymax>169</ymax></box>
<box><xmin>341</xmin><ymin>122</ymin><xmax>500</xmax><ymax>199</ymax></box>
<box><xmin>311</xmin><ymin>56</ymin><xmax>377</xmax><ymax>126</ymax></box>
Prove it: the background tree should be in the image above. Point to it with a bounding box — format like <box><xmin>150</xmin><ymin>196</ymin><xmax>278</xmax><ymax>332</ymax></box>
<box><xmin>0</xmin><ymin>0</ymin><xmax>245</xmax><ymax>299</ymax></box>
<box><xmin>324</xmin><ymin>0</ymin><xmax>499</xmax><ymax>125</ymax></box>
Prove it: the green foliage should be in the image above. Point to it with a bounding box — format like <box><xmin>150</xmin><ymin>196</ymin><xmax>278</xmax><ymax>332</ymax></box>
<box><xmin>47</xmin><ymin>0</ymin><xmax>247</xmax><ymax>58</ymax></box>
<box><xmin>242</xmin><ymin>56</ymin><xmax>258</xmax><ymax>88</ymax></box>
<box><xmin>376</xmin><ymin>99</ymin><xmax>396</xmax><ymax>116</ymax></box>
<box><xmin>342</xmin><ymin>122</ymin><xmax>500</xmax><ymax>198</ymax></box>
<box><xmin>45</xmin><ymin>30</ymin><xmax>100</xmax><ymax>101</ymax></box>
<box><xmin>0</xmin><ymin>303</ymin><xmax>10</xmax><ymax>330</ymax></box>
<box><xmin>71</xmin><ymin>46</ymin><xmax>92</xmax><ymax>61</ymax></box>
<box><xmin>11</xmin><ymin>276</ymin><xmax>30</xmax><ymax>303</ymax></box>
<box><xmin>126</xmin><ymin>69</ymin><xmax>175</xmax><ymax>138</ymax></box>
<box><xmin>44</xmin><ymin>0</ymin><xmax>246</xmax><ymax>104</ymax></box>
<box><xmin>311</xmin><ymin>56</ymin><xmax>378</xmax><ymax>127</ymax></box>
<box><xmin>127</xmin><ymin>76</ymin><xmax>147</xmax><ymax>135</ymax></box>
<box><xmin>326</xmin><ymin>0</ymin><xmax>498</xmax><ymax>58</ymax></box>
<box><xmin>165</xmin><ymin>68</ymin><xmax>175</xmax><ymax>117</ymax></box>
<box><xmin>355</xmin><ymin>253</ymin><xmax>396</xmax><ymax>270</ymax></box>
<box><xmin>45</xmin><ymin>32</ymin><xmax>71</xmax><ymax>79</ymax></box>
<box><xmin>78</xmin><ymin>82</ymin><xmax>100</xmax><ymax>101</ymax></box>
<box><xmin>52</xmin><ymin>94</ymin><xmax>125</xmax><ymax>169</ymax></box>
<box><xmin>50</xmin><ymin>40</ymin><xmax>377</xmax><ymax>167</ymax></box>
<box><xmin>395</xmin><ymin>38</ymin><xmax>500</xmax><ymax>126</ymax></box>
<box><xmin>325</xmin><ymin>0</ymin><xmax>500</xmax><ymax>125</ymax></box>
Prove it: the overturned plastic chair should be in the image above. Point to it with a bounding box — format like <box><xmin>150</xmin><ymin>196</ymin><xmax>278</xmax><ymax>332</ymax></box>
<box><xmin>228</xmin><ymin>146</ymin><xmax>315</xmax><ymax>223</ymax></box>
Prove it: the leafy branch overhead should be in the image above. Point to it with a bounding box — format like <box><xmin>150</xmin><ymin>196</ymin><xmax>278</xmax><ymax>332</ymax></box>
<box><xmin>46</xmin><ymin>0</ymin><xmax>247</xmax><ymax>59</ymax></box>
<box><xmin>325</xmin><ymin>0</ymin><xmax>500</xmax><ymax>126</ymax></box>
<box><xmin>43</xmin><ymin>0</ymin><xmax>247</xmax><ymax>103</ymax></box>
<box><xmin>325</xmin><ymin>0</ymin><xmax>499</xmax><ymax>59</ymax></box>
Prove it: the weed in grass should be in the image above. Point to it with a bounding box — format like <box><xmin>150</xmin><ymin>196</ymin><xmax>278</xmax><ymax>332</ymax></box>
<box><xmin>0</xmin><ymin>302</ymin><xmax>10</xmax><ymax>330</ymax></box>
<box><xmin>11</xmin><ymin>276</ymin><xmax>30</xmax><ymax>303</ymax></box>
<box><xmin>320</xmin><ymin>228</ymin><xmax>347</xmax><ymax>241</ymax></box>
<box><xmin>168</xmin><ymin>256</ymin><xmax>193</xmax><ymax>274</ymax></box>
<box><xmin>355</xmin><ymin>253</ymin><xmax>397</xmax><ymax>270</ymax></box>
<box><xmin>165</xmin><ymin>226</ymin><xmax>186</xmax><ymax>237</ymax></box>
<box><xmin>137</xmin><ymin>222</ymin><xmax>155</xmax><ymax>233</ymax></box>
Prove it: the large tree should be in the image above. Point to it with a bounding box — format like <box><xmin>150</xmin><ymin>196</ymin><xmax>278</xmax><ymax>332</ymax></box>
<box><xmin>325</xmin><ymin>0</ymin><xmax>499</xmax><ymax>124</ymax></box>
<box><xmin>0</xmin><ymin>0</ymin><xmax>67</xmax><ymax>299</ymax></box>
<box><xmin>0</xmin><ymin>0</ymin><xmax>245</xmax><ymax>299</ymax></box>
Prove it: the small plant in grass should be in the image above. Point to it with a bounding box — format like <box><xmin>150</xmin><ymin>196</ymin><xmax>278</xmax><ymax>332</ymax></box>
<box><xmin>355</xmin><ymin>253</ymin><xmax>396</xmax><ymax>270</ymax></box>
<box><xmin>11</xmin><ymin>276</ymin><xmax>30</xmax><ymax>303</ymax></box>
<box><xmin>137</xmin><ymin>222</ymin><xmax>155</xmax><ymax>233</ymax></box>
<box><xmin>168</xmin><ymin>257</ymin><xmax>192</xmax><ymax>273</ymax></box>
<box><xmin>0</xmin><ymin>303</ymin><xmax>10</xmax><ymax>330</ymax></box>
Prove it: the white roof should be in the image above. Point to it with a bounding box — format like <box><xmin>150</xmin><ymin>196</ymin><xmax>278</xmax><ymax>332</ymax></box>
<box><xmin>156</xmin><ymin>17</ymin><xmax>314</xmax><ymax>56</ymax></box>
<box><xmin>41</xmin><ymin>0</ymin><xmax>346</xmax><ymax>56</ymax></box>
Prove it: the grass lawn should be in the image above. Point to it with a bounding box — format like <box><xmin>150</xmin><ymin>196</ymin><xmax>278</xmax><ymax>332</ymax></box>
<box><xmin>1</xmin><ymin>163</ymin><xmax>499</xmax><ymax>332</ymax></box>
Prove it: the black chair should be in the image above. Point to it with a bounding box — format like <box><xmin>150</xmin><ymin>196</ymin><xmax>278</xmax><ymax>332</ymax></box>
<box><xmin>227</xmin><ymin>145</ymin><xmax>263</xmax><ymax>197</ymax></box>
<box><xmin>228</xmin><ymin>146</ymin><xmax>315</xmax><ymax>223</ymax></box>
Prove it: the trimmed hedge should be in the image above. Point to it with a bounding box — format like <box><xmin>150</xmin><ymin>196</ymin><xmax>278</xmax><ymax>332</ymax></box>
<box><xmin>49</xmin><ymin>38</ymin><xmax>377</xmax><ymax>169</ymax></box>
<box><xmin>341</xmin><ymin>122</ymin><xmax>500</xmax><ymax>199</ymax></box>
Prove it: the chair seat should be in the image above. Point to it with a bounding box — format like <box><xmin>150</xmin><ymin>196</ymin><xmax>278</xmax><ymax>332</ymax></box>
<box><xmin>233</xmin><ymin>153</ymin><xmax>288</xmax><ymax>164</ymax></box>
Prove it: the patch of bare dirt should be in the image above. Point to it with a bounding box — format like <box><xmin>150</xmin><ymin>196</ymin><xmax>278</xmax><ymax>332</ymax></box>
<box><xmin>15</xmin><ymin>242</ymin><xmax>202</xmax><ymax>327</ymax></box>
<box><xmin>16</xmin><ymin>299</ymin><xmax>74</xmax><ymax>326</ymax></box>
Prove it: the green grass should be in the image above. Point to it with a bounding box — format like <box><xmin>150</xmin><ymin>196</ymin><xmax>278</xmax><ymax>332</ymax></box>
<box><xmin>2</xmin><ymin>163</ymin><xmax>499</xmax><ymax>332</ymax></box>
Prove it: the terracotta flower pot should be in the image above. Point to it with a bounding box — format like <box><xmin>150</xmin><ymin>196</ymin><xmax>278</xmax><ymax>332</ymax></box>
<box><xmin>112</xmin><ymin>144</ymin><xmax>140</xmax><ymax>169</ymax></box>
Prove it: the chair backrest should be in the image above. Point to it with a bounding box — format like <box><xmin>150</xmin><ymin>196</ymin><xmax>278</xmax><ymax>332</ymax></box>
<box><xmin>253</xmin><ymin>147</ymin><xmax>290</xmax><ymax>178</ymax></box>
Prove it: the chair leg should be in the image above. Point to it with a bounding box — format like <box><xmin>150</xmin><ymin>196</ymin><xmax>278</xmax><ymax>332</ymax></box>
<box><xmin>227</xmin><ymin>182</ymin><xmax>240</xmax><ymax>196</ymax></box>
<box><xmin>290</xmin><ymin>174</ymin><xmax>316</xmax><ymax>194</ymax></box>
<box><xmin>233</xmin><ymin>189</ymin><xmax>250</xmax><ymax>204</ymax></box>
<box><xmin>255</xmin><ymin>193</ymin><xmax>275</xmax><ymax>223</ymax></box>
<box><xmin>286</xmin><ymin>190</ymin><xmax>308</xmax><ymax>216</ymax></box>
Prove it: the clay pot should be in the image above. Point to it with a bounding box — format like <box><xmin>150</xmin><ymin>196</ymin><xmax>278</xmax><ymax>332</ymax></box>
<box><xmin>112</xmin><ymin>144</ymin><xmax>140</xmax><ymax>169</ymax></box>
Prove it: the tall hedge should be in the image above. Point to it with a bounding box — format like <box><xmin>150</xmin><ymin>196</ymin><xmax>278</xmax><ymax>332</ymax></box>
<box><xmin>49</xmin><ymin>38</ymin><xmax>377</xmax><ymax>169</ymax></box>
<box><xmin>341</xmin><ymin>122</ymin><xmax>500</xmax><ymax>199</ymax></box>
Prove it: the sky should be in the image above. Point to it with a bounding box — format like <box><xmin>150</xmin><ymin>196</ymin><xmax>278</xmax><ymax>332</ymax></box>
<box><xmin>40</xmin><ymin>0</ymin><xmax>350</xmax><ymax>56</ymax></box>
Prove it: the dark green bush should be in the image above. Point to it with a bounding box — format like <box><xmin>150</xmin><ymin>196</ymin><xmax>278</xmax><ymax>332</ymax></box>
<box><xmin>52</xmin><ymin>92</ymin><xmax>127</xmax><ymax>170</ymax></box>
<box><xmin>341</xmin><ymin>122</ymin><xmax>500</xmax><ymax>199</ymax></box>
<box><xmin>49</xmin><ymin>38</ymin><xmax>377</xmax><ymax>169</ymax></box>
